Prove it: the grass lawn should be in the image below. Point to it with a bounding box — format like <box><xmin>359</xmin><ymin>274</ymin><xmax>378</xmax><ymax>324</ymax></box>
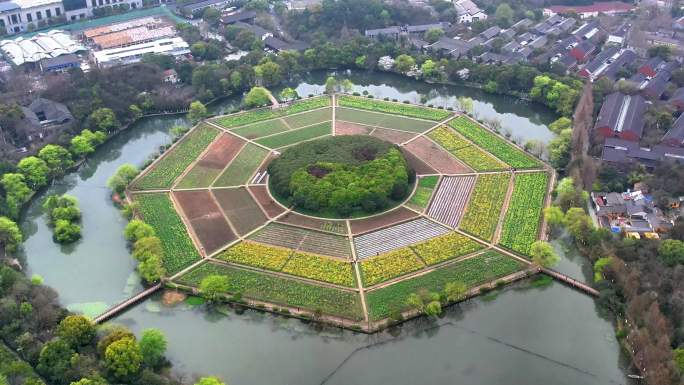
<box><xmin>232</xmin><ymin>119</ymin><xmax>291</xmax><ymax>139</ymax></box>
<box><xmin>365</xmin><ymin>251</ymin><xmax>523</xmax><ymax>320</ymax></box>
<box><xmin>336</xmin><ymin>108</ymin><xmax>435</xmax><ymax>133</ymax></box>
<box><xmin>177</xmin><ymin>262</ymin><xmax>364</xmax><ymax>320</ymax></box>
<box><xmin>133</xmin><ymin>193</ymin><xmax>201</xmax><ymax>274</ymax></box>
<box><xmin>283</xmin><ymin>108</ymin><xmax>332</xmax><ymax>128</ymax></box>
<box><xmin>214</xmin><ymin>97</ymin><xmax>330</xmax><ymax>128</ymax></box>
<box><xmin>407</xmin><ymin>175</ymin><xmax>439</xmax><ymax>210</ymax></box>
<box><xmin>256</xmin><ymin>122</ymin><xmax>331</xmax><ymax>148</ymax></box>
<box><xmin>132</xmin><ymin>124</ymin><xmax>219</xmax><ymax>190</ymax></box>
<box><xmin>213</xmin><ymin>144</ymin><xmax>270</xmax><ymax>187</ymax></box>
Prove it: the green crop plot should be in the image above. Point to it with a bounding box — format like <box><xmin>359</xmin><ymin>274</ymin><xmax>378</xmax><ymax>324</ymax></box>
<box><xmin>213</xmin><ymin>144</ymin><xmax>269</xmax><ymax>187</ymax></box>
<box><xmin>256</xmin><ymin>122</ymin><xmax>331</xmax><ymax>148</ymax></box>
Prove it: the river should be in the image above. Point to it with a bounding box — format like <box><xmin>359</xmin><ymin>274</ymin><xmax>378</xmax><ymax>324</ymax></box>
<box><xmin>19</xmin><ymin>71</ymin><xmax>632</xmax><ymax>385</ymax></box>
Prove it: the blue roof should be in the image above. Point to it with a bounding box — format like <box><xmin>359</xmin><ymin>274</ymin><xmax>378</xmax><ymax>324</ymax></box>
<box><xmin>0</xmin><ymin>1</ymin><xmax>19</xmax><ymax>12</ymax></box>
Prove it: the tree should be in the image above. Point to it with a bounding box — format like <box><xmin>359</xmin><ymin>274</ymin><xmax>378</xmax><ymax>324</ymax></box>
<box><xmin>456</xmin><ymin>96</ymin><xmax>473</xmax><ymax>114</ymax></box>
<box><xmin>564</xmin><ymin>207</ymin><xmax>594</xmax><ymax>245</ymax></box>
<box><xmin>129</xmin><ymin>104</ymin><xmax>143</xmax><ymax>120</ymax></box>
<box><xmin>107</xmin><ymin>164</ymin><xmax>138</xmax><ymax>194</ymax></box>
<box><xmin>425</xmin><ymin>301</ymin><xmax>442</xmax><ymax>317</ymax></box>
<box><xmin>194</xmin><ymin>377</ymin><xmax>226</xmax><ymax>385</ymax></box>
<box><xmin>420</xmin><ymin>59</ymin><xmax>436</xmax><ymax>79</ymax></box>
<box><xmin>406</xmin><ymin>292</ymin><xmax>424</xmax><ymax>311</ymax></box>
<box><xmin>17</xmin><ymin>156</ymin><xmax>49</xmax><ymax>189</ymax></box>
<box><xmin>394</xmin><ymin>54</ymin><xmax>415</xmax><ymax>74</ymax></box>
<box><xmin>243</xmin><ymin>87</ymin><xmax>271</xmax><ymax>108</ymax></box>
<box><xmin>202</xmin><ymin>7</ymin><xmax>220</xmax><ymax>24</ymax></box>
<box><xmin>530</xmin><ymin>241</ymin><xmax>560</xmax><ymax>267</ymax></box>
<box><xmin>423</xmin><ymin>28</ymin><xmax>444</xmax><ymax>43</ymax></box>
<box><xmin>444</xmin><ymin>281</ymin><xmax>467</xmax><ymax>302</ymax></box>
<box><xmin>324</xmin><ymin>76</ymin><xmax>337</xmax><ymax>94</ymax></box>
<box><xmin>279</xmin><ymin>87</ymin><xmax>298</xmax><ymax>102</ymax></box>
<box><xmin>548</xmin><ymin>117</ymin><xmax>571</xmax><ymax>134</ymax></box>
<box><xmin>0</xmin><ymin>216</ymin><xmax>22</xmax><ymax>254</ymax></box>
<box><xmin>199</xmin><ymin>275</ymin><xmax>230</xmax><ymax>302</ymax></box>
<box><xmin>1</xmin><ymin>173</ymin><xmax>32</xmax><ymax>219</ymax></box>
<box><xmin>544</xmin><ymin>206</ymin><xmax>565</xmax><ymax>228</ymax></box>
<box><xmin>124</xmin><ymin>220</ymin><xmax>155</xmax><ymax>242</ymax></box>
<box><xmin>70</xmin><ymin>130</ymin><xmax>106</xmax><ymax>157</ymax></box>
<box><xmin>137</xmin><ymin>254</ymin><xmax>165</xmax><ymax>284</ymax></box>
<box><xmin>105</xmin><ymin>338</ymin><xmax>142</xmax><ymax>380</ymax></box>
<box><xmin>188</xmin><ymin>101</ymin><xmax>208</xmax><ymax>123</ymax></box>
<box><xmin>97</xmin><ymin>326</ymin><xmax>135</xmax><ymax>356</ymax></box>
<box><xmin>648</xmin><ymin>45</ymin><xmax>672</xmax><ymax>60</ymax></box>
<box><xmin>69</xmin><ymin>378</ymin><xmax>108</xmax><ymax>385</ymax></box>
<box><xmin>38</xmin><ymin>144</ymin><xmax>73</xmax><ymax>178</ymax></box>
<box><xmin>495</xmin><ymin>3</ymin><xmax>514</xmax><ymax>26</ymax></box>
<box><xmin>341</xmin><ymin>79</ymin><xmax>354</xmax><ymax>93</ymax></box>
<box><xmin>54</xmin><ymin>220</ymin><xmax>81</xmax><ymax>243</ymax></box>
<box><xmin>139</xmin><ymin>329</ymin><xmax>167</xmax><ymax>367</ymax></box>
<box><xmin>57</xmin><ymin>315</ymin><xmax>95</xmax><ymax>347</ymax></box>
<box><xmin>658</xmin><ymin>239</ymin><xmax>684</xmax><ymax>266</ymax></box>
<box><xmin>89</xmin><ymin>108</ymin><xmax>119</xmax><ymax>133</ymax></box>
<box><xmin>37</xmin><ymin>339</ymin><xmax>75</xmax><ymax>384</ymax></box>
<box><xmin>254</xmin><ymin>61</ymin><xmax>282</xmax><ymax>87</ymax></box>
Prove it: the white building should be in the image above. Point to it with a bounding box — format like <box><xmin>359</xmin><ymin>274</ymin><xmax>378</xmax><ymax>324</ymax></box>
<box><xmin>453</xmin><ymin>0</ymin><xmax>487</xmax><ymax>23</ymax></box>
<box><xmin>0</xmin><ymin>0</ymin><xmax>65</xmax><ymax>34</ymax></box>
<box><xmin>92</xmin><ymin>36</ymin><xmax>189</xmax><ymax>67</ymax></box>
<box><xmin>64</xmin><ymin>0</ymin><xmax>142</xmax><ymax>22</ymax></box>
<box><xmin>0</xmin><ymin>29</ymin><xmax>84</xmax><ymax>65</ymax></box>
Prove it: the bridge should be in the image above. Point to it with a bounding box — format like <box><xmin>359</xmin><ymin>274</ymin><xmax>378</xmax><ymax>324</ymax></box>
<box><xmin>93</xmin><ymin>283</ymin><xmax>162</xmax><ymax>324</ymax></box>
<box><xmin>541</xmin><ymin>268</ymin><xmax>600</xmax><ymax>297</ymax></box>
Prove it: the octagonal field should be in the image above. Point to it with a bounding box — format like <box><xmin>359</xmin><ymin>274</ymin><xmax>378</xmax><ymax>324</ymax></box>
<box><xmin>128</xmin><ymin>94</ymin><xmax>553</xmax><ymax>331</ymax></box>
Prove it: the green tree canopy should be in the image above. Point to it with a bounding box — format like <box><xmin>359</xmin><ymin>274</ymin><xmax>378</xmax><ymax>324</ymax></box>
<box><xmin>37</xmin><ymin>339</ymin><xmax>75</xmax><ymax>384</ymax></box>
<box><xmin>38</xmin><ymin>144</ymin><xmax>73</xmax><ymax>178</ymax></box>
<box><xmin>132</xmin><ymin>236</ymin><xmax>163</xmax><ymax>261</ymax></box>
<box><xmin>57</xmin><ymin>315</ymin><xmax>95</xmax><ymax>347</ymax></box>
<box><xmin>548</xmin><ymin>117</ymin><xmax>572</xmax><ymax>134</ymax></box>
<box><xmin>423</xmin><ymin>28</ymin><xmax>444</xmax><ymax>43</ymax></box>
<box><xmin>107</xmin><ymin>164</ymin><xmax>139</xmax><ymax>194</ymax></box>
<box><xmin>124</xmin><ymin>219</ymin><xmax>155</xmax><ymax>242</ymax></box>
<box><xmin>53</xmin><ymin>220</ymin><xmax>81</xmax><ymax>244</ymax></box>
<box><xmin>137</xmin><ymin>254</ymin><xmax>165</xmax><ymax>284</ymax></box>
<box><xmin>105</xmin><ymin>338</ymin><xmax>142</xmax><ymax>380</ymax></box>
<box><xmin>279</xmin><ymin>87</ymin><xmax>298</xmax><ymax>102</ymax></box>
<box><xmin>324</xmin><ymin>76</ymin><xmax>337</xmax><ymax>94</ymax></box>
<box><xmin>139</xmin><ymin>329</ymin><xmax>167</xmax><ymax>367</ymax></box>
<box><xmin>2</xmin><ymin>173</ymin><xmax>32</xmax><ymax>219</ymax></box>
<box><xmin>188</xmin><ymin>101</ymin><xmax>208</xmax><ymax>123</ymax></box>
<box><xmin>425</xmin><ymin>300</ymin><xmax>442</xmax><ymax>317</ymax></box>
<box><xmin>394</xmin><ymin>54</ymin><xmax>415</xmax><ymax>74</ymax></box>
<box><xmin>97</xmin><ymin>326</ymin><xmax>135</xmax><ymax>356</ymax></box>
<box><xmin>243</xmin><ymin>87</ymin><xmax>271</xmax><ymax>108</ymax></box>
<box><xmin>659</xmin><ymin>239</ymin><xmax>684</xmax><ymax>266</ymax></box>
<box><xmin>88</xmin><ymin>108</ymin><xmax>119</xmax><ymax>133</ymax></box>
<box><xmin>17</xmin><ymin>156</ymin><xmax>49</xmax><ymax>189</ymax></box>
<box><xmin>0</xmin><ymin>216</ymin><xmax>22</xmax><ymax>254</ymax></box>
<box><xmin>530</xmin><ymin>240</ymin><xmax>560</xmax><ymax>267</ymax></box>
<box><xmin>444</xmin><ymin>281</ymin><xmax>467</xmax><ymax>302</ymax></box>
<box><xmin>199</xmin><ymin>275</ymin><xmax>230</xmax><ymax>302</ymax></box>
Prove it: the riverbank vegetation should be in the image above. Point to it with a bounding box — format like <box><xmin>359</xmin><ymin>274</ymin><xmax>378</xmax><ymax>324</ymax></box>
<box><xmin>42</xmin><ymin>194</ymin><xmax>82</xmax><ymax>244</ymax></box>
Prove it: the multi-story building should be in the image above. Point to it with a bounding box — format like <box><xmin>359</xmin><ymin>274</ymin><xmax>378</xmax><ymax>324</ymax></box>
<box><xmin>0</xmin><ymin>0</ymin><xmax>65</xmax><ymax>34</ymax></box>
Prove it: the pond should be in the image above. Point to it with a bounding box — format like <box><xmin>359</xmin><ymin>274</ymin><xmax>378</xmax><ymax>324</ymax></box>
<box><xmin>19</xmin><ymin>73</ymin><xmax>632</xmax><ymax>385</ymax></box>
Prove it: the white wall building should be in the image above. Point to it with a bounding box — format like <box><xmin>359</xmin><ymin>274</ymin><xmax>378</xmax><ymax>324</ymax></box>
<box><xmin>64</xmin><ymin>0</ymin><xmax>142</xmax><ymax>22</ymax></box>
<box><xmin>0</xmin><ymin>0</ymin><xmax>65</xmax><ymax>34</ymax></box>
<box><xmin>453</xmin><ymin>0</ymin><xmax>487</xmax><ymax>23</ymax></box>
<box><xmin>92</xmin><ymin>36</ymin><xmax>189</xmax><ymax>67</ymax></box>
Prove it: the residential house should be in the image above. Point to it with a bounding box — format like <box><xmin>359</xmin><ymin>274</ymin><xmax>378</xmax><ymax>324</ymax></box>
<box><xmin>162</xmin><ymin>69</ymin><xmax>178</xmax><ymax>84</ymax></box>
<box><xmin>594</xmin><ymin>92</ymin><xmax>646</xmax><ymax>141</ymax></box>
<box><xmin>569</xmin><ymin>40</ymin><xmax>595</xmax><ymax>62</ymax></box>
<box><xmin>364</xmin><ymin>22</ymin><xmax>450</xmax><ymax>39</ymax></box>
<box><xmin>669</xmin><ymin>87</ymin><xmax>684</xmax><ymax>111</ymax></box>
<box><xmin>177</xmin><ymin>0</ymin><xmax>237</xmax><ymax>19</ymax></box>
<box><xmin>264</xmin><ymin>36</ymin><xmax>309</xmax><ymax>52</ymax></box>
<box><xmin>38</xmin><ymin>53</ymin><xmax>79</xmax><ymax>72</ymax></box>
<box><xmin>662</xmin><ymin>114</ymin><xmax>684</xmax><ymax>147</ymax></box>
<box><xmin>219</xmin><ymin>10</ymin><xmax>256</xmax><ymax>24</ymax></box>
<box><xmin>544</xmin><ymin>1</ymin><xmax>636</xmax><ymax>19</ymax></box>
<box><xmin>511</xmin><ymin>18</ymin><xmax>532</xmax><ymax>31</ymax></box>
<box><xmin>602</xmin><ymin>137</ymin><xmax>684</xmax><ymax>167</ymax></box>
<box><xmin>578</xmin><ymin>46</ymin><xmax>618</xmax><ymax>80</ymax></box>
<box><xmin>453</xmin><ymin>0</ymin><xmax>487</xmax><ymax>23</ymax></box>
<box><xmin>426</xmin><ymin>36</ymin><xmax>472</xmax><ymax>58</ymax></box>
<box><xmin>591</xmin><ymin>189</ymin><xmax>671</xmax><ymax>234</ymax></box>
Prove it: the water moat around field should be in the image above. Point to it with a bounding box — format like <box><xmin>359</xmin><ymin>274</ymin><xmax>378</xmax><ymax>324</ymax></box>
<box><xmin>19</xmin><ymin>72</ymin><xmax>633</xmax><ymax>385</ymax></box>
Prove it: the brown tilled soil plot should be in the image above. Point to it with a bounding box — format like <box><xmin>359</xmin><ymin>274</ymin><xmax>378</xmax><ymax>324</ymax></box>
<box><xmin>370</xmin><ymin>127</ymin><xmax>417</xmax><ymax>144</ymax></box>
<box><xmin>404</xmin><ymin>137</ymin><xmax>471</xmax><ymax>174</ymax></box>
<box><xmin>349</xmin><ymin>206</ymin><xmax>419</xmax><ymax>235</ymax></box>
<box><xmin>277</xmin><ymin>212</ymin><xmax>347</xmax><ymax>234</ymax></box>
<box><xmin>335</xmin><ymin>121</ymin><xmax>372</xmax><ymax>136</ymax></box>
<box><xmin>248</xmin><ymin>185</ymin><xmax>286</xmax><ymax>218</ymax></box>
<box><xmin>212</xmin><ymin>187</ymin><xmax>268</xmax><ymax>236</ymax></box>
<box><xmin>400</xmin><ymin>147</ymin><xmax>437</xmax><ymax>175</ymax></box>
<box><xmin>173</xmin><ymin>190</ymin><xmax>236</xmax><ymax>254</ymax></box>
<box><xmin>199</xmin><ymin>133</ymin><xmax>245</xmax><ymax>168</ymax></box>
